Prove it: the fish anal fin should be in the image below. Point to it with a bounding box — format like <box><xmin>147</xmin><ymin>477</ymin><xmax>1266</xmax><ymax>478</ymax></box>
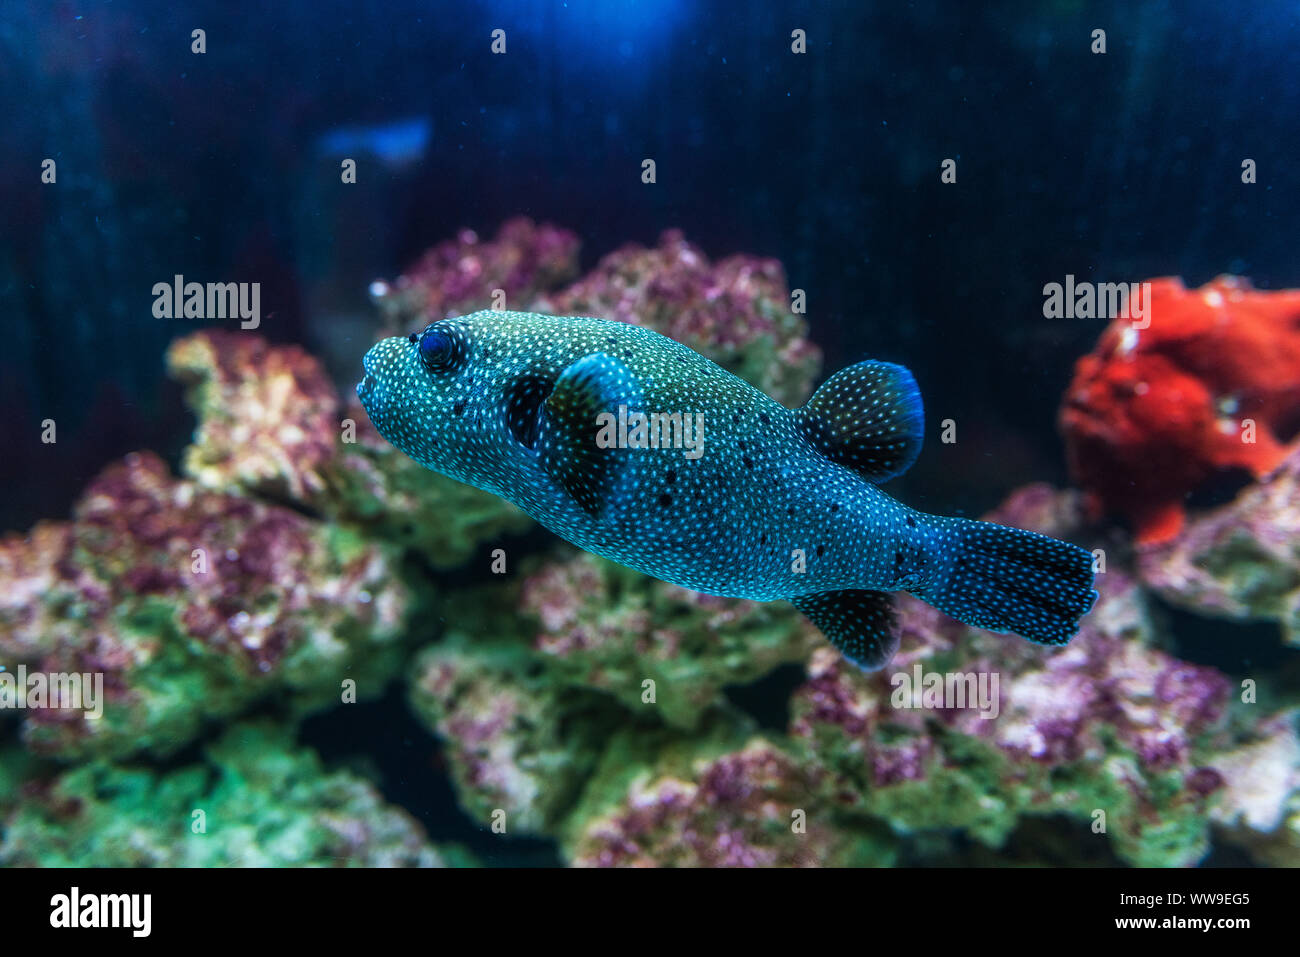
<box><xmin>792</xmin><ymin>589</ymin><xmax>900</xmax><ymax>671</ymax></box>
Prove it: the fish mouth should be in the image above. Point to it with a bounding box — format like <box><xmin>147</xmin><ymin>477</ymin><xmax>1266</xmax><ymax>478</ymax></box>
<box><xmin>356</xmin><ymin>350</ymin><xmax>376</xmax><ymax>400</ymax></box>
<box><xmin>357</xmin><ymin>343</ymin><xmax>384</xmax><ymax>402</ymax></box>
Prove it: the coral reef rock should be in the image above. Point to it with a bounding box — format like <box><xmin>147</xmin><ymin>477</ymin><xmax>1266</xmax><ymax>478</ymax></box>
<box><xmin>167</xmin><ymin>330</ymin><xmax>341</xmax><ymax>502</ymax></box>
<box><xmin>373</xmin><ymin>220</ymin><xmax>822</xmax><ymax>407</ymax></box>
<box><xmin>537</xmin><ymin>229</ymin><xmax>821</xmax><ymax>406</ymax></box>
<box><xmin>407</xmin><ymin>560</ymin><xmax>819</xmax><ymax>841</ymax></box>
<box><xmin>569</xmin><ymin>739</ymin><xmax>891</xmax><ymax>867</ymax></box>
<box><xmin>0</xmin><ymin>723</ymin><xmax>464</xmax><ymax>866</ymax></box>
<box><xmin>0</xmin><ymin>451</ymin><xmax>409</xmax><ymax>759</ymax></box>
<box><xmin>1206</xmin><ymin>711</ymin><xmax>1300</xmax><ymax>867</ymax></box>
<box><xmin>371</xmin><ymin>217</ymin><xmax>581</xmax><ymax>333</ymax></box>
<box><xmin>409</xmin><ymin>629</ymin><xmax>610</xmax><ymax>836</ymax></box>
<box><xmin>166</xmin><ymin>328</ymin><xmax>532</xmax><ymax>567</ymax></box>
<box><xmin>1138</xmin><ymin>445</ymin><xmax>1300</xmax><ymax>646</ymax></box>
<box><xmin>787</xmin><ymin>574</ymin><xmax>1266</xmax><ymax>866</ymax></box>
<box><xmin>522</xmin><ymin>553</ymin><xmax>819</xmax><ymax>730</ymax></box>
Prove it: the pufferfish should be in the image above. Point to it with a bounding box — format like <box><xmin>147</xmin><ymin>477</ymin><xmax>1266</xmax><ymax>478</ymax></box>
<box><xmin>357</xmin><ymin>310</ymin><xmax>1097</xmax><ymax>669</ymax></box>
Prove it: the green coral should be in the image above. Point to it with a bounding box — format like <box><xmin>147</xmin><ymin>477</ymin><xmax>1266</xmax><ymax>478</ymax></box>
<box><xmin>0</xmin><ymin>722</ymin><xmax>470</xmax><ymax>867</ymax></box>
<box><xmin>405</xmin><ymin>539</ymin><xmax>1296</xmax><ymax>867</ymax></box>
<box><xmin>1</xmin><ymin>453</ymin><xmax>412</xmax><ymax>760</ymax></box>
<box><xmin>408</xmin><ymin>627</ymin><xmax>614</xmax><ymax>836</ymax></box>
<box><xmin>163</xmin><ymin>329</ymin><xmax>534</xmax><ymax>569</ymax></box>
<box><xmin>566</xmin><ymin>736</ymin><xmax>895</xmax><ymax>867</ymax></box>
<box><xmin>405</xmin><ymin>558</ymin><xmax>819</xmax><ymax>843</ymax></box>
<box><xmin>784</xmin><ymin>577</ymin><xmax>1274</xmax><ymax>868</ymax></box>
<box><xmin>1138</xmin><ymin>446</ymin><xmax>1300</xmax><ymax>647</ymax></box>
<box><xmin>521</xmin><ymin>552</ymin><xmax>818</xmax><ymax>729</ymax></box>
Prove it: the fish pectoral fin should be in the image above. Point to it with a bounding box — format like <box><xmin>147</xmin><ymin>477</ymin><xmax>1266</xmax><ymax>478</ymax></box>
<box><xmin>538</xmin><ymin>352</ymin><xmax>641</xmax><ymax>517</ymax></box>
<box><xmin>796</xmin><ymin>360</ymin><xmax>924</xmax><ymax>482</ymax></box>
<box><xmin>792</xmin><ymin>589</ymin><xmax>900</xmax><ymax>671</ymax></box>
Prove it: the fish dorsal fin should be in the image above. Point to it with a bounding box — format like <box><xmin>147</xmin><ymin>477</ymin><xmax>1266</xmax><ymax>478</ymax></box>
<box><xmin>795</xmin><ymin>360</ymin><xmax>924</xmax><ymax>482</ymax></box>
<box><xmin>537</xmin><ymin>353</ymin><xmax>640</xmax><ymax>517</ymax></box>
<box><xmin>792</xmin><ymin>589</ymin><xmax>900</xmax><ymax>671</ymax></box>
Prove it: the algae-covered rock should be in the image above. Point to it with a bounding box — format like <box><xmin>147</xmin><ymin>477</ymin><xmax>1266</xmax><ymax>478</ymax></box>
<box><xmin>568</xmin><ymin>738</ymin><xmax>893</xmax><ymax>867</ymax></box>
<box><xmin>166</xmin><ymin>330</ymin><xmax>341</xmax><ymax>502</ymax></box>
<box><xmin>372</xmin><ymin>220</ymin><xmax>822</xmax><ymax>407</ymax></box>
<box><xmin>1206</xmin><ymin>710</ymin><xmax>1300</xmax><ymax>866</ymax></box>
<box><xmin>785</xmin><ymin>497</ymin><xmax>1282</xmax><ymax>869</ymax></box>
<box><xmin>0</xmin><ymin>723</ymin><xmax>468</xmax><ymax>867</ymax></box>
<box><xmin>371</xmin><ymin>217</ymin><xmax>581</xmax><ymax>334</ymax></box>
<box><xmin>406</xmin><ymin>550</ymin><xmax>819</xmax><ymax>839</ymax></box>
<box><xmin>1139</xmin><ymin>445</ymin><xmax>1300</xmax><ymax>646</ymax></box>
<box><xmin>522</xmin><ymin>553</ymin><xmax>818</xmax><ymax>730</ymax></box>
<box><xmin>0</xmin><ymin>452</ymin><xmax>409</xmax><ymax>759</ymax></box>
<box><xmin>165</xmin><ymin>329</ymin><xmax>532</xmax><ymax>568</ymax></box>
<box><xmin>407</xmin><ymin>560</ymin><xmax>818</xmax><ymax>840</ymax></box>
<box><xmin>408</xmin><ymin>628</ymin><xmax>611</xmax><ymax>836</ymax></box>
<box><xmin>537</xmin><ymin>229</ymin><xmax>821</xmax><ymax>406</ymax></box>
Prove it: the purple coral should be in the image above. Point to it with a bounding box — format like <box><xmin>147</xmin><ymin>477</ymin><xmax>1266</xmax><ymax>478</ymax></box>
<box><xmin>1138</xmin><ymin>445</ymin><xmax>1300</xmax><ymax>645</ymax></box>
<box><xmin>516</xmin><ymin>553</ymin><xmax>815</xmax><ymax>729</ymax></box>
<box><xmin>163</xmin><ymin>329</ymin><xmax>532</xmax><ymax>565</ymax></box>
<box><xmin>166</xmin><ymin>330</ymin><xmax>340</xmax><ymax>501</ymax></box>
<box><xmin>990</xmin><ymin>592</ymin><xmax>1231</xmax><ymax>771</ymax></box>
<box><xmin>373</xmin><ymin>217</ymin><xmax>580</xmax><ymax>330</ymax></box>
<box><xmin>571</xmin><ymin>742</ymin><xmax>843</xmax><ymax>868</ymax></box>
<box><xmin>794</xmin><ymin>565</ymin><xmax>1231</xmax><ymax>782</ymax></box>
<box><xmin>366</xmin><ymin>220</ymin><xmax>822</xmax><ymax>406</ymax></box>
<box><xmin>537</xmin><ymin>229</ymin><xmax>821</xmax><ymax>405</ymax></box>
<box><xmin>0</xmin><ymin>451</ymin><xmax>408</xmax><ymax>758</ymax></box>
<box><xmin>781</xmin><ymin>484</ymin><xmax>1262</xmax><ymax>867</ymax></box>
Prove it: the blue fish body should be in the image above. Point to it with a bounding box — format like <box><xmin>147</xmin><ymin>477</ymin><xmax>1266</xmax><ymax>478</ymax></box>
<box><xmin>358</xmin><ymin>310</ymin><xmax>1097</xmax><ymax>669</ymax></box>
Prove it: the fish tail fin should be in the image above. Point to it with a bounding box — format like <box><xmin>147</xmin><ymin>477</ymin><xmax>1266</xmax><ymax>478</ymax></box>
<box><xmin>915</xmin><ymin>516</ymin><xmax>1098</xmax><ymax>646</ymax></box>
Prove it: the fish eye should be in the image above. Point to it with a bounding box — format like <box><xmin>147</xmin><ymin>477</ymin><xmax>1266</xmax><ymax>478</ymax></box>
<box><xmin>417</xmin><ymin>322</ymin><xmax>466</xmax><ymax>373</ymax></box>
